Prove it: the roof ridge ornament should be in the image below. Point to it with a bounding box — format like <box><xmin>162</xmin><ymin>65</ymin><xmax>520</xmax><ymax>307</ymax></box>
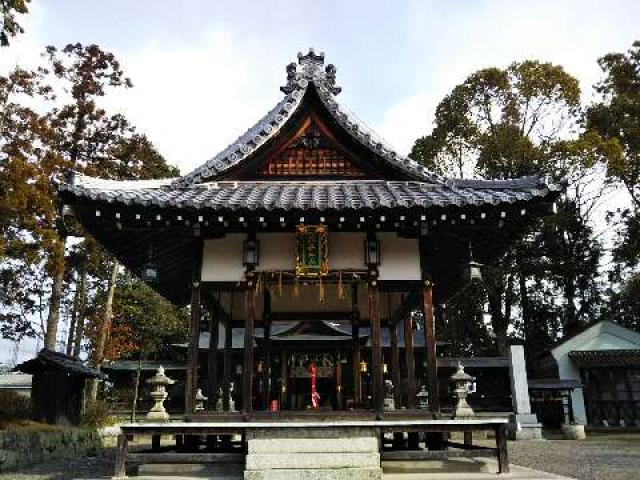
<box><xmin>281</xmin><ymin>48</ymin><xmax>342</xmax><ymax>96</ymax></box>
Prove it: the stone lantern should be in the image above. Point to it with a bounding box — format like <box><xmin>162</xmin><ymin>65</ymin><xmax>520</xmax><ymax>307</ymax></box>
<box><xmin>416</xmin><ymin>385</ymin><xmax>429</xmax><ymax>409</ymax></box>
<box><xmin>145</xmin><ymin>366</ymin><xmax>175</xmax><ymax>421</ymax></box>
<box><xmin>450</xmin><ymin>363</ymin><xmax>475</xmax><ymax>419</ymax></box>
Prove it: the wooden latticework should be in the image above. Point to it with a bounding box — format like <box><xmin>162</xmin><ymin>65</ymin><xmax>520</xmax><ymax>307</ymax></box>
<box><xmin>261</xmin><ymin>117</ymin><xmax>364</xmax><ymax>177</ymax></box>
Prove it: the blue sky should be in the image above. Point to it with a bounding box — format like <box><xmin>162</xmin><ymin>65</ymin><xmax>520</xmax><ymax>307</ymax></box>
<box><xmin>2</xmin><ymin>0</ymin><xmax>639</xmax><ymax>362</ymax></box>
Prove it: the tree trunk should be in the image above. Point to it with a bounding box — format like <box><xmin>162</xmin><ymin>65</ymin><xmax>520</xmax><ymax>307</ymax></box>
<box><xmin>66</xmin><ymin>266</ymin><xmax>84</xmax><ymax>355</ymax></box>
<box><xmin>44</xmin><ymin>237</ymin><xmax>66</xmax><ymax>350</ymax></box>
<box><xmin>488</xmin><ymin>289</ymin><xmax>508</xmax><ymax>356</ymax></box>
<box><xmin>72</xmin><ymin>260</ymin><xmax>88</xmax><ymax>358</ymax></box>
<box><xmin>88</xmin><ymin>260</ymin><xmax>119</xmax><ymax>402</ymax></box>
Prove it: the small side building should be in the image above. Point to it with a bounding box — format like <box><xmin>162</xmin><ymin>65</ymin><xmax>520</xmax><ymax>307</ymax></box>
<box><xmin>14</xmin><ymin>349</ymin><xmax>106</xmax><ymax>425</ymax></box>
<box><xmin>538</xmin><ymin>321</ymin><xmax>640</xmax><ymax>428</ymax></box>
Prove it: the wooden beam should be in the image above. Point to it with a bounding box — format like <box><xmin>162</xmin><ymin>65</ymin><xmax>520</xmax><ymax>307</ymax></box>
<box><xmin>381</xmin><ymin>449</ymin><xmax>497</xmax><ymax>461</ymax></box>
<box><xmin>369</xmin><ymin>284</ymin><xmax>384</xmax><ymax>416</ymax></box>
<box><xmin>185</xmin><ymin>239</ymin><xmax>203</xmax><ymax>418</ymax></box>
<box><xmin>127</xmin><ymin>452</ymin><xmax>244</xmax><ymax>464</ymax></box>
<box><xmin>243</xmin><ymin>288</ymin><xmax>255</xmax><ymax>414</ymax></box>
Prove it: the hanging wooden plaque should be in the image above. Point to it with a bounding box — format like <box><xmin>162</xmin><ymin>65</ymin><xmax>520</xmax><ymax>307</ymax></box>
<box><xmin>296</xmin><ymin>224</ymin><xmax>329</xmax><ymax>277</ymax></box>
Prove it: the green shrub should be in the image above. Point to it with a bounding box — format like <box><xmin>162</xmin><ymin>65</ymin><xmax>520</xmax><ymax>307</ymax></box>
<box><xmin>80</xmin><ymin>401</ymin><xmax>118</xmax><ymax>428</ymax></box>
<box><xmin>0</xmin><ymin>391</ymin><xmax>31</xmax><ymax>420</ymax></box>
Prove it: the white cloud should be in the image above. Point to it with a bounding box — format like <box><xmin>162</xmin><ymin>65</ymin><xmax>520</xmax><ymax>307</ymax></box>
<box><xmin>374</xmin><ymin>93</ymin><xmax>436</xmax><ymax>156</ymax></box>
<box><xmin>100</xmin><ymin>29</ymin><xmax>285</xmax><ymax>175</ymax></box>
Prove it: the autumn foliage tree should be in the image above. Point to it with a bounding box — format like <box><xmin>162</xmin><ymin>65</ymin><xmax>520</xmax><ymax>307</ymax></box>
<box><xmin>1</xmin><ymin>43</ymin><xmax>181</xmax><ymax>385</ymax></box>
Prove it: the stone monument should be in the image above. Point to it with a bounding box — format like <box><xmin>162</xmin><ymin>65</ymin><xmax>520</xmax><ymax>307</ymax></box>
<box><xmin>508</xmin><ymin>345</ymin><xmax>542</xmax><ymax>439</ymax></box>
<box><xmin>145</xmin><ymin>366</ymin><xmax>175</xmax><ymax>422</ymax></box>
<box><xmin>195</xmin><ymin>388</ymin><xmax>208</xmax><ymax>412</ymax></box>
<box><xmin>383</xmin><ymin>379</ymin><xmax>395</xmax><ymax>411</ymax></box>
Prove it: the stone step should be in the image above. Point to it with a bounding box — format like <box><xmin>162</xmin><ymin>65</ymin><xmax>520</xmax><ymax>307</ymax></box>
<box><xmin>244</xmin><ymin>467</ymin><xmax>382</xmax><ymax>480</ymax></box>
<box><xmin>248</xmin><ymin>436</ymin><xmax>378</xmax><ymax>453</ymax></box>
<box><xmin>246</xmin><ymin>452</ymin><xmax>380</xmax><ymax>470</ymax></box>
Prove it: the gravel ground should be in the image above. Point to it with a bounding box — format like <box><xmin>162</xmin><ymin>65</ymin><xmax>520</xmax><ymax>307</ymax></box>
<box><xmin>1</xmin><ymin>433</ymin><xmax>639</xmax><ymax>480</ymax></box>
<box><xmin>507</xmin><ymin>433</ymin><xmax>640</xmax><ymax>480</ymax></box>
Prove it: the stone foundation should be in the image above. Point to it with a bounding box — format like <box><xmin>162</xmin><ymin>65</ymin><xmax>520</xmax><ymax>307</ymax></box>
<box><xmin>244</xmin><ymin>427</ymin><xmax>382</xmax><ymax>480</ymax></box>
<box><xmin>508</xmin><ymin>414</ymin><xmax>543</xmax><ymax>440</ymax></box>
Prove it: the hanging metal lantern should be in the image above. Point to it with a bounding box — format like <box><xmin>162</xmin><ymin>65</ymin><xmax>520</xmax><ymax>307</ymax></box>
<box><xmin>364</xmin><ymin>237</ymin><xmax>381</xmax><ymax>266</ymax></box>
<box><xmin>243</xmin><ymin>237</ymin><xmax>260</xmax><ymax>267</ymax></box>
<box><xmin>141</xmin><ymin>260</ymin><xmax>159</xmax><ymax>284</ymax></box>
<box><xmin>466</xmin><ymin>240</ymin><xmax>483</xmax><ymax>282</ymax></box>
<box><xmin>360</xmin><ymin>360</ymin><xmax>368</xmax><ymax>373</ymax></box>
<box><xmin>467</xmin><ymin>260</ymin><xmax>483</xmax><ymax>282</ymax></box>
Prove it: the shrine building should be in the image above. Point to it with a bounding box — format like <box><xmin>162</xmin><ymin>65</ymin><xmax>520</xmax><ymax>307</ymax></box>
<box><xmin>58</xmin><ymin>49</ymin><xmax>563</xmax><ymax>478</ymax></box>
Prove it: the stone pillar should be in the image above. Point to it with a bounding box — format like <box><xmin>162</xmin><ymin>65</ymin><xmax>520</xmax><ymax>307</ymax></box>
<box><xmin>508</xmin><ymin>345</ymin><xmax>542</xmax><ymax>440</ymax></box>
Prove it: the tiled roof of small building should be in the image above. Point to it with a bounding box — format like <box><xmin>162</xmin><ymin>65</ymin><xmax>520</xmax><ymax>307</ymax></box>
<box><xmin>568</xmin><ymin>349</ymin><xmax>640</xmax><ymax>367</ymax></box>
<box><xmin>60</xmin><ymin>175</ymin><xmax>560</xmax><ymax>212</ymax></box>
<box><xmin>14</xmin><ymin>349</ymin><xmax>107</xmax><ymax>379</ymax></box>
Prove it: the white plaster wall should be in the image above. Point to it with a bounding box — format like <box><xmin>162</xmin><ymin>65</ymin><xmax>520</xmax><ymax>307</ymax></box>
<box><xmin>330</xmin><ymin>232</ymin><xmax>367</xmax><ymax>270</ymax></box>
<box><xmin>551</xmin><ymin>321</ymin><xmax>640</xmax><ymax>425</ymax></box>
<box><xmin>378</xmin><ymin>233</ymin><xmax>421</xmax><ymax>281</ymax></box>
<box><xmin>201</xmin><ymin>234</ymin><xmax>246</xmax><ymax>282</ymax></box>
<box><xmin>257</xmin><ymin>233</ymin><xmax>296</xmax><ymax>271</ymax></box>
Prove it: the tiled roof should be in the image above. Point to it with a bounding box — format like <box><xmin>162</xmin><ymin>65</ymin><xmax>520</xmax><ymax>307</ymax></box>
<box><xmin>568</xmin><ymin>349</ymin><xmax>640</xmax><ymax>367</ymax></box>
<box><xmin>61</xmin><ymin>175</ymin><xmax>560</xmax><ymax>212</ymax></box>
<box><xmin>172</xmin><ymin>49</ymin><xmax>441</xmax><ymax>187</ymax></box>
<box><xmin>14</xmin><ymin>349</ymin><xmax>107</xmax><ymax>379</ymax></box>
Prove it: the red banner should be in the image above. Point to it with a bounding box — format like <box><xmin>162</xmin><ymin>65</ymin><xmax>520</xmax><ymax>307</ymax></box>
<box><xmin>311</xmin><ymin>362</ymin><xmax>321</xmax><ymax>408</ymax></box>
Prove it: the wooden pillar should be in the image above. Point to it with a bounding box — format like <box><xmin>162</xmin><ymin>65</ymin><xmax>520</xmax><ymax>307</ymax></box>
<box><xmin>185</xmin><ymin>240</ymin><xmax>203</xmax><ymax>417</ymax></box>
<box><xmin>207</xmin><ymin>296</ymin><xmax>220</xmax><ymax>409</ymax></box>
<box><xmin>336</xmin><ymin>350</ymin><xmax>343</xmax><ymax>409</ymax></box>
<box><xmin>263</xmin><ymin>290</ymin><xmax>272</xmax><ymax>409</ymax></box>
<box><xmin>280</xmin><ymin>349</ymin><xmax>288</xmax><ymax>410</ymax></box>
<box><xmin>222</xmin><ymin>297</ymin><xmax>233</xmax><ymax>411</ymax></box>
<box><xmin>404</xmin><ymin>311</ymin><xmax>417</xmax><ymax>409</ymax></box>
<box><xmin>496</xmin><ymin>423</ymin><xmax>510</xmax><ymax>473</ymax></box>
<box><xmin>243</xmin><ymin>288</ymin><xmax>255</xmax><ymax>415</ymax></box>
<box><xmin>369</xmin><ymin>284</ymin><xmax>384</xmax><ymax>416</ymax></box>
<box><xmin>351</xmin><ymin>284</ymin><xmax>361</xmax><ymax>408</ymax></box>
<box><xmin>390</xmin><ymin>317</ymin><xmax>402</xmax><ymax>408</ymax></box>
<box><xmin>114</xmin><ymin>433</ymin><xmax>128</xmax><ymax>478</ymax></box>
<box><xmin>422</xmin><ymin>282</ymin><xmax>440</xmax><ymax>415</ymax></box>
